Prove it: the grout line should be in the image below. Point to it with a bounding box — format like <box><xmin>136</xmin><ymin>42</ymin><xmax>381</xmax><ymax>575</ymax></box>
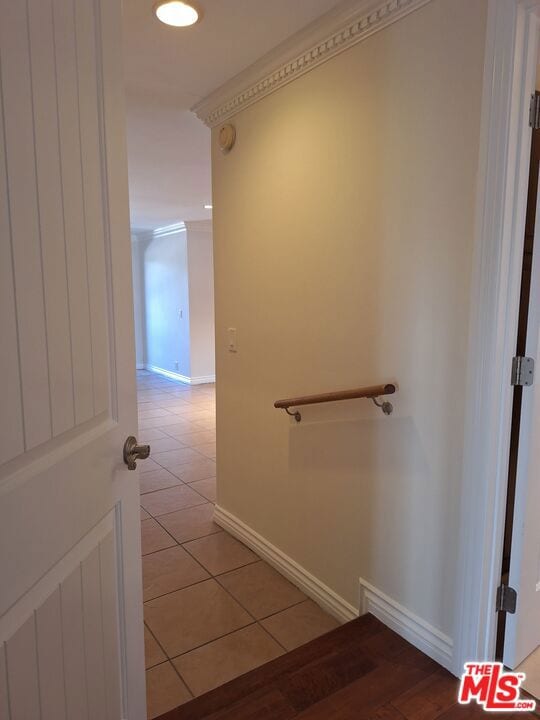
<box><xmin>143</xmin><ymin>621</ymin><xmax>171</xmax><ymax>670</ymax></box>
<box><xmin>139</xmin><ymin>480</ymin><xmax>188</xmax><ymax>497</ymax></box>
<box><xmin>140</xmin><ymin>541</ymin><xmax>179</xmax><ymax>559</ymax></box>
<box><xmin>255</xmin><ymin>621</ymin><xmax>289</xmax><ymax>653</ymax></box>
<box><xmin>169</xmin><ymin>658</ymin><xmax>195</xmax><ymax>698</ymax></box>
<box><xmin>151</xmin><ymin>514</ymin><xmax>220</xmax><ymax>545</ymax></box>
<box><xmin>143</xmin><ymin>576</ymin><xmax>215</xmax><ymax>604</ymax></box>
<box><xmin>141</xmin><ymin>499</ymin><xmax>209</xmax><ymax>518</ymax></box>
<box><xmin>180</xmin><ymin>542</ymin><xmax>260</xmax><ymax>578</ymax></box>
<box><xmin>256</xmin><ymin>622</ymin><xmax>291</xmax><ymax>653</ymax></box>
<box><xmin>165</xmin><ymin>622</ymin><xmax>258</xmax><ymax>663</ymax></box>
<box><xmin>255</xmin><ymin>598</ymin><xmax>310</xmax><ymax>623</ymax></box>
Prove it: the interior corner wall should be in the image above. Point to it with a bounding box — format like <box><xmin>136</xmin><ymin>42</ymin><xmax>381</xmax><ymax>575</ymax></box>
<box><xmin>131</xmin><ymin>236</ymin><xmax>146</xmax><ymax>368</ymax></box>
<box><xmin>211</xmin><ymin>0</ymin><xmax>488</xmax><ymax>646</ymax></box>
<box><xmin>144</xmin><ymin>229</ymin><xmax>191</xmax><ymax>378</ymax></box>
<box><xmin>186</xmin><ymin>224</ymin><xmax>216</xmax><ymax>382</ymax></box>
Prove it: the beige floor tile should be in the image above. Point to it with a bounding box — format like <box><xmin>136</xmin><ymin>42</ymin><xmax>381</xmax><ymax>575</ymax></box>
<box><xmin>153</xmin><ymin>448</ymin><xmax>206</xmax><ymax>469</ymax></box>
<box><xmin>183</xmin><ymin>532</ymin><xmax>258</xmax><ymax>575</ymax></box>
<box><xmin>139</xmin><ymin>428</ymin><xmax>168</xmax><ymax>441</ymax></box>
<box><xmin>142</xmin><ymin>392</ymin><xmax>175</xmax><ymax>402</ymax></box>
<box><xmin>158</xmin><ymin>421</ymin><xmax>195</xmax><ymax>436</ymax></box>
<box><xmin>173</xmin><ymin>624</ymin><xmax>283</xmax><ymax>696</ymax></box>
<box><xmin>143</xmin><ymin>545</ymin><xmax>209</xmax><ymax>601</ymax></box>
<box><xmin>192</xmin><ymin>421</ymin><xmax>216</xmax><ymax>432</ymax></box>
<box><xmin>141</xmin><ymin>507</ymin><xmax>151</xmax><ymax>521</ymax></box>
<box><xmin>138</xmin><ymin>408</ymin><xmax>173</xmax><ymax>420</ymax></box>
<box><xmin>140</xmin><ymin>468</ymin><xmax>183</xmax><ymax>495</ymax></box>
<box><xmin>146</xmin><ymin>662</ymin><xmax>192</xmax><ymax>719</ymax></box>
<box><xmin>140</xmin><ymin>416</ymin><xmax>192</xmax><ymax>430</ymax></box>
<box><xmin>139</xmin><ymin>457</ymin><xmax>163</xmax><ymax>474</ymax></box>
<box><xmin>140</xmin><ymin>484</ymin><xmax>207</xmax><ymax>516</ymax></box>
<box><xmin>138</xmin><ymin>401</ymin><xmax>159</xmax><ymax>410</ymax></box>
<box><xmin>147</xmin><ymin>436</ymin><xmax>186</xmax><ymax>453</ymax></box>
<box><xmin>158</xmin><ymin>504</ymin><xmax>221</xmax><ymax>543</ymax></box>
<box><xmin>260</xmin><ymin>600</ymin><xmax>340</xmax><ymax>651</ymax></box>
<box><xmin>141</xmin><ymin>518</ymin><xmax>176</xmax><ymax>556</ymax></box>
<box><xmin>518</xmin><ymin>645</ymin><xmax>540</xmax><ymax>699</ymax></box>
<box><xmin>189</xmin><ymin>477</ymin><xmax>216</xmax><ymax>503</ymax></box>
<box><xmin>145</xmin><ymin>626</ymin><xmax>166</xmax><ymax>669</ymax></box>
<box><xmin>218</xmin><ymin>561</ymin><xmax>307</xmax><ymax>619</ymax></box>
<box><xmin>144</xmin><ymin>579</ymin><xmax>252</xmax><ymax>657</ymax></box>
<box><xmin>176</xmin><ymin>431</ymin><xmax>216</xmax><ymax>447</ymax></box>
<box><xmin>194</xmin><ymin>442</ymin><xmax>216</xmax><ymax>459</ymax></box>
<box><xmin>167</xmin><ymin>460</ymin><xmax>216</xmax><ymax>484</ymax></box>
<box><xmin>156</xmin><ymin>400</ymin><xmax>191</xmax><ymax>411</ymax></box>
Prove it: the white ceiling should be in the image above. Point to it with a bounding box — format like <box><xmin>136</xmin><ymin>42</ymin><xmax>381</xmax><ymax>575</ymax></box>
<box><xmin>123</xmin><ymin>0</ymin><xmax>342</xmax><ymax>231</ymax></box>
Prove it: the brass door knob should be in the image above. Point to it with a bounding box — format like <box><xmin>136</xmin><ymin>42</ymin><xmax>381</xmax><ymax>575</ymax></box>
<box><xmin>123</xmin><ymin>436</ymin><xmax>150</xmax><ymax>470</ymax></box>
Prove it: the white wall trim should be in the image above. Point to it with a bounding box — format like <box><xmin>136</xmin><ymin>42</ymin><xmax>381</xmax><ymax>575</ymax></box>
<box><xmin>190</xmin><ymin>374</ymin><xmax>216</xmax><ymax>385</ymax></box>
<box><xmin>454</xmin><ymin>0</ymin><xmax>540</xmax><ymax>675</ymax></box>
<box><xmin>214</xmin><ymin>505</ymin><xmax>358</xmax><ymax>623</ymax></box>
<box><xmin>192</xmin><ymin>0</ymin><xmax>434</xmax><ymax>127</ymax></box>
<box><xmin>145</xmin><ymin>364</ymin><xmax>215</xmax><ymax>385</ymax></box>
<box><xmin>359</xmin><ymin>578</ymin><xmax>453</xmax><ymax>671</ymax></box>
<box><xmin>152</xmin><ymin>222</ymin><xmax>186</xmax><ymax>239</ymax></box>
<box><xmin>145</xmin><ymin>364</ymin><xmax>190</xmax><ymax>384</ymax></box>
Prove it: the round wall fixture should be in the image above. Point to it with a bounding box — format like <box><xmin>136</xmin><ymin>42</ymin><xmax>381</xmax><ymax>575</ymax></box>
<box><xmin>154</xmin><ymin>1</ymin><xmax>201</xmax><ymax>27</ymax></box>
<box><xmin>218</xmin><ymin>124</ymin><xmax>236</xmax><ymax>154</ymax></box>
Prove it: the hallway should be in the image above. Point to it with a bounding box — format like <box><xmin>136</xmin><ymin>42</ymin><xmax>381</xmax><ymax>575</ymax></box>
<box><xmin>137</xmin><ymin>371</ymin><xmax>340</xmax><ymax>718</ymax></box>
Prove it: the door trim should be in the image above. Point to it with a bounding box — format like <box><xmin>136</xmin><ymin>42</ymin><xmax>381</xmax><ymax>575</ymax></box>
<box><xmin>454</xmin><ymin>0</ymin><xmax>540</xmax><ymax>674</ymax></box>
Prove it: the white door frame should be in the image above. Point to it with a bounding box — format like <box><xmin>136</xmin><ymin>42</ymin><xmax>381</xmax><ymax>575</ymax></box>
<box><xmin>454</xmin><ymin>0</ymin><xmax>540</xmax><ymax>675</ymax></box>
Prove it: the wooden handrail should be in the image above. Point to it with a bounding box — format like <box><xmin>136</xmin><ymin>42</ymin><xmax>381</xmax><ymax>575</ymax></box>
<box><xmin>274</xmin><ymin>383</ymin><xmax>397</xmax><ymax>422</ymax></box>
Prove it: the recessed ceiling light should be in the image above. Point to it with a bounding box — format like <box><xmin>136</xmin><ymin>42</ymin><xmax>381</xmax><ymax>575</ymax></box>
<box><xmin>204</xmin><ymin>204</ymin><xmax>213</xmax><ymax>210</ymax></box>
<box><xmin>154</xmin><ymin>1</ymin><xmax>200</xmax><ymax>27</ymax></box>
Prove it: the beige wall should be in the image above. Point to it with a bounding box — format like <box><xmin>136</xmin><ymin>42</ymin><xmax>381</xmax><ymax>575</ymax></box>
<box><xmin>186</xmin><ymin>222</ymin><xmax>216</xmax><ymax>381</ymax></box>
<box><xmin>212</xmin><ymin>0</ymin><xmax>487</xmax><ymax>639</ymax></box>
<box><xmin>131</xmin><ymin>236</ymin><xmax>146</xmax><ymax>368</ymax></box>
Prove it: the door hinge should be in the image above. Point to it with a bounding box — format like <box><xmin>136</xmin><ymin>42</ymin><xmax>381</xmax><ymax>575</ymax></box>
<box><xmin>496</xmin><ymin>584</ymin><xmax>517</xmax><ymax>614</ymax></box>
<box><xmin>511</xmin><ymin>356</ymin><xmax>534</xmax><ymax>387</ymax></box>
<box><xmin>530</xmin><ymin>94</ymin><xmax>540</xmax><ymax>129</ymax></box>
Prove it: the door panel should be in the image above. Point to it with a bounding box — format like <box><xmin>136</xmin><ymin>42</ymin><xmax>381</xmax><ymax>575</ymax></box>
<box><xmin>36</xmin><ymin>589</ymin><xmax>68</xmax><ymax>720</ymax></box>
<box><xmin>0</xmin><ymin>517</ymin><xmax>122</xmax><ymax>720</ymax></box>
<box><xmin>0</xmin><ymin>0</ymin><xmax>52</xmax><ymax>450</ymax></box>
<box><xmin>27</xmin><ymin>0</ymin><xmax>75</xmax><ymax>438</ymax></box>
<box><xmin>0</xmin><ymin>0</ymin><xmax>145</xmax><ymax>716</ymax></box>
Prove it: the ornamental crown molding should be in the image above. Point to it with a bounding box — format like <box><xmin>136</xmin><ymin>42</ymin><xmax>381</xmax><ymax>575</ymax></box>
<box><xmin>192</xmin><ymin>0</ymin><xmax>433</xmax><ymax>128</ymax></box>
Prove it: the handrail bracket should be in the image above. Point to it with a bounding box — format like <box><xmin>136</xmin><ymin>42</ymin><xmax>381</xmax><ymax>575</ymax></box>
<box><xmin>371</xmin><ymin>397</ymin><xmax>393</xmax><ymax>415</ymax></box>
<box><xmin>285</xmin><ymin>407</ymin><xmax>302</xmax><ymax>423</ymax></box>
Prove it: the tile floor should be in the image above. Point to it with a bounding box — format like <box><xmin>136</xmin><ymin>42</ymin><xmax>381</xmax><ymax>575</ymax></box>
<box><xmin>136</xmin><ymin>370</ymin><xmax>340</xmax><ymax>719</ymax></box>
<box><xmin>518</xmin><ymin>644</ymin><xmax>540</xmax><ymax>700</ymax></box>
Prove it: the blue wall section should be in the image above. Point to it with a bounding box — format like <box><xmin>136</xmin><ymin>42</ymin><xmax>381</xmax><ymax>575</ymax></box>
<box><xmin>144</xmin><ymin>229</ymin><xmax>191</xmax><ymax>377</ymax></box>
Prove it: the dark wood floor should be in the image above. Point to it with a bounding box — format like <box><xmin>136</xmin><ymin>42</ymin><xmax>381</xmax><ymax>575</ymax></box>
<box><xmin>157</xmin><ymin>614</ymin><xmax>536</xmax><ymax>720</ymax></box>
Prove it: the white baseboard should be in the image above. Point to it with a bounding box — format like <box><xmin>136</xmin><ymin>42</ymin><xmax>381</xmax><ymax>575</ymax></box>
<box><xmin>214</xmin><ymin>505</ymin><xmax>358</xmax><ymax>624</ymax></box>
<box><xmin>190</xmin><ymin>374</ymin><xmax>216</xmax><ymax>385</ymax></box>
<box><xmin>145</xmin><ymin>364</ymin><xmax>191</xmax><ymax>384</ymax></box>
<box><xmin>135</xmin><ymin>363</ymin><xmax>145</xmax><ymax>370</ymax></box>
<box><xmin>144</xmin><ymin>364</ymin><xmax>215</xmax><ymax>385</ymax></box>
<box><xmin>359</xmin><ymin>578</ymin><xmax>453</xmax><ymax>671</ymax></box>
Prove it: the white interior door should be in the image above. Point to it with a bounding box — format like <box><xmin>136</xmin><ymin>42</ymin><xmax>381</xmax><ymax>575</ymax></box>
<box><xmin>0</xmin><ymin>0</ymin><xmax>146</xmax><ymax>718</ymax></box>
<box><xmin>504</xmin><ymin>173</ymin><xmax>540</xmax><ymax>669</ymax></box>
